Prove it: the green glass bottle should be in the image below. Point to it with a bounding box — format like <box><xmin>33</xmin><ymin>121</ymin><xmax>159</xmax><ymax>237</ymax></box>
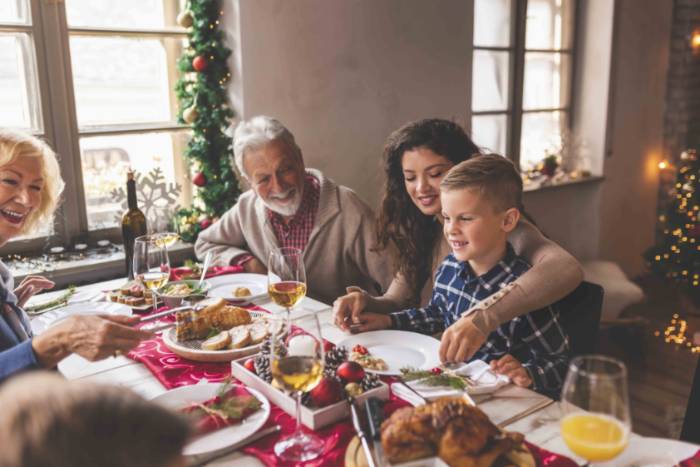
<box><xmin>122</xmin><ymin>170</ymin><xmax>147</xmax><ymax>280</ymax></box>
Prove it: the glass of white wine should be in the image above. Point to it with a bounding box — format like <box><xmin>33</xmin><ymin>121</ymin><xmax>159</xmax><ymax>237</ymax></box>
<box><xmin>148</xmin><ymin>206</ymin><xmax>179</xmax><ymax>249</ymax></box>
<box><xmin>560</xmin><ymin>355</ymin><xmax>631</xmax><ymax>465</ymax></box>
<box><xmin>268</xmin><ymin>247</ymin><xmax>307</xmax><ymax>315</ymax></box>
<box><xmin>269</xmin><ymin>312</ymin><xmax>325</xmax><ymax>462</ymax></box>
<box><xmin>133</xmin><ymin>234</ymin><xmax>171</xmax><ymax>306</ymax></box>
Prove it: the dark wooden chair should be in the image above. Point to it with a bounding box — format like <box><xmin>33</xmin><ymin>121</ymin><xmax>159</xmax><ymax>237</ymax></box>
<box><xmin>556</xmin><ymin>281</ymin><xmax>605</xmax><ymax>357</ymax></box>
<box><xmin>681</xmin><ymin>358</ymin><xmax>700</xmax><ymax>443</ymax></box>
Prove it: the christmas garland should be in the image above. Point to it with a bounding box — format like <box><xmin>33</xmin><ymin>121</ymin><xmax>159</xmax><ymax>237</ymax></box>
<box><xmin>174</xmin><ymin>1</ymin><xmax>241</xmax><ymax>243</ymax></box>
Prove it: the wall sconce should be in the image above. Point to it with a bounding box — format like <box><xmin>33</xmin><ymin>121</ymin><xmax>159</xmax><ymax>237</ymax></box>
<box><xmin>691</xmin><ymin>29</ymin><xmax>700</xmax><ymax>52</ymax></box>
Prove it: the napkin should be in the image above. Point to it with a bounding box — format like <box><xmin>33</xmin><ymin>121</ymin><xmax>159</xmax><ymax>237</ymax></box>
<box><xmin>181</xmin><ymin>386</ymin><xmax>262</xmax><ymax>436</ymax></box>
<box><xmin>391</xmin><ymin>360</ymin><xmax>510</xmax><ymax>405</ymax></box>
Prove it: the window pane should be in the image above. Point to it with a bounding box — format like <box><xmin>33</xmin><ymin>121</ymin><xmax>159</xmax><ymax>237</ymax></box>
<box><xmin>520</xmin><ymin>111</ymin><xmax>566</xmax><ymax>169</ymax></box>
<box><xmin>66</xmin><ymin>0</ymin><xmax>184</xmax><ymax>29</ymax></box>
<box><xmin>472</xmin><ymin>50</ymin><xmax>510</xmax><ymax>112</ymax></box>
<box><xmin>471</xmin><ymin>114</ymin><xmax>508</xmax><ymax>156</ymax></box>
<box><xmin>80</xmin><ymin>131</ymin><xmax>190</xmax><ymax>230</ymax></box>
<box><xmin>0</xmin><ymin>33</ymin><xmax>41</xmax><ymax>131</ymax></box>
<box><xmin>0</xmin><ymin>0</ymin><xmax>29</xmax><ymax>24</ymax></box>
<box><xmin>526</xmin><ymin>0</ymin><xmax>575</xmax><ymax>50</ymax></box>
<box><xmin>523</xmin><ymin>52</ymin><xmax>571</xmax><ymax>110</ymax></box>
<box><xmin>70</xmin><ymin>36</ymin><xmax>183</xmax><ymax>127</ymax></box>
<box><xmin>474</xmin><ymin>0</ymin><xmax>511</xmax><ymax>47</ymax></box>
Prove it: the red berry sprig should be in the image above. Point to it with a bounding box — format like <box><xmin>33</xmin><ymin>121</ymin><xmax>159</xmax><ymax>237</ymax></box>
<box><xmin>352</xmin><ymin>344</ymin><xmax>368</xmax><ymax>355</ymax></box>
<box><xmin>431</xmin><ymin>367</ymin><xmax>443</xmax><ymax>375</ymax></box>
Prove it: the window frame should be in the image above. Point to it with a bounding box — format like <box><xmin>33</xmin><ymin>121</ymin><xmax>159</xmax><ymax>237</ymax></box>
<box><xmin>471</xmin><ymin>0</ymin><xmax>579</xmax><ymax>170</ymax></box>
<box><xmin>0</xmin><ymin>0</ymin><xmax>191</xmax><ymax>256</ymax></box>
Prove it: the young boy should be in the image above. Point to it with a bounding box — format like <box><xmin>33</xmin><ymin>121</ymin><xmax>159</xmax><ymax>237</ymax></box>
<box><xmin>360</xmin><ymin>154</ymin><xmax>570</xmax><ymax>396</ymax></box>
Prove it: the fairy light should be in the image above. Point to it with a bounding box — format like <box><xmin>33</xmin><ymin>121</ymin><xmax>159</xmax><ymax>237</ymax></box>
<box><xmin>656</xmin><ymin>313</ymin><xmax>700</xmax><ymax>353</ymax></box>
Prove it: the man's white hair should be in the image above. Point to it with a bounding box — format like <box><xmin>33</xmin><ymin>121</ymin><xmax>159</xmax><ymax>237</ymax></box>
<box><xmin>232</xmin><ymin>115</ymin><xmax>302</xmax><ymax>178</ymax></box>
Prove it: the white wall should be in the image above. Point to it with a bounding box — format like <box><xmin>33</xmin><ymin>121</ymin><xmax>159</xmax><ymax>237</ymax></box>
<box><xmin>224</xmin><ymin>0</ymin><xmax>473</xmax><ymax>207</ymax></box>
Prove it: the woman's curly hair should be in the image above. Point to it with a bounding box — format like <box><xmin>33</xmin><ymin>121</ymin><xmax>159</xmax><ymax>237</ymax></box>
<box><xmin>376</xmin><ymin>119</ymin><xmax>480</xmax><ymax>301</ymax></box>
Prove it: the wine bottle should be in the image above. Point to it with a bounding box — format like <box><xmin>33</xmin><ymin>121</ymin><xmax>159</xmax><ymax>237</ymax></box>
<box><xmin>122</xmin><ymin>170</ymin><xmax>147</xmax><ymax>280</ymax></box>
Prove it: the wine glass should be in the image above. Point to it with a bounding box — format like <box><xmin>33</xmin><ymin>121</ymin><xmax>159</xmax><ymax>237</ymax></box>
<box><xmin>133</xmin><ymin>235</ymin><xmax>171</xmax><ymax>306</ymax></box>
<box><xmin>560</xmin><ymin>355</ymin><xmax>631</xmax><ymax>465</ymax></box>
<box><xmin>269</xmin><ymin>312</ymin><xmax>325</xmax><ymax>461</ymax></box>
<box><xmin>148</xmin><ymin>206</ymin><xmax>179</xmax><ymax>249</ymax></box>
<box><xmin>267</xmin><ymin>247</ymin><xmax>307</xmax><ymax>315</ymax></box>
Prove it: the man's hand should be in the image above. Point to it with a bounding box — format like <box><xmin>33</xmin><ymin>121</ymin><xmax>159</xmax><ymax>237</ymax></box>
<box><xmin>242</xmin><ymin>257</ymin><xmax>267</xmax><ymax>274</ymax></box>
<box><xmin>439</xmin><ymin>316</ymin><xmax>487</xmax><ymax>363</ymax></box>
<box><xmin>345</xmin><ymin>312</ymin><xmax>391</xmax><ymax>333</ymax></box>
<box><xmin>332</xmin><ymin>291</ymin><xmax>368</xmax><ymax>331</ymax></box>
<box><xmin>490</xmin><ymin>354</ymin><xmax>532</xmax><ymax>388</ymax></box>
<box><xmin>15</xmin><ymin>275</ymin><xmax>55</xmax><ymax>308</ymax></box>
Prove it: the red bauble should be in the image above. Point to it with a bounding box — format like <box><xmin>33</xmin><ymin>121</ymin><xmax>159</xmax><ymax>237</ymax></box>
<box><xmin>243</xmin><ymin>358</ymin><xmax>256</xmax><ymax>373</ymax></box>
<box><xmin>193</xmin><ymin>171</ymin><xmax>207</xmax><ymax>187</ymax></box>
<box><xmin>199</xmin><ymin>218</ymin><xmax>212</xmax><ymax>230</ymax></box>
<box><xmin>192</xmin><ymin>55</ymin><xmax>208</xmax><ymax>72</ymax></box>
<box><xmin>336</xmin><ymin>361</ymin><xmax>365</xmax><ymax>383</ymax></box>
<box><xmin>310</xmin><ymin>377</ymin><xmax>343</xmax><ymax>407</ymax></box>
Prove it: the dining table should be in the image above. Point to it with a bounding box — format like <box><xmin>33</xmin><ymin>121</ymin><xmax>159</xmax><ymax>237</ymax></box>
<box><xmin>29</xmin><ymin>275</ymin><xmax>688</xmax><ymax>467</ymax></box>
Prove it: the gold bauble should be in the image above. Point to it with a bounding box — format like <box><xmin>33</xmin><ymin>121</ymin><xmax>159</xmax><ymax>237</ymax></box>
<box><xmin>177</xmin><ymin>10</ymin><xmax>194</xmax><ymax>28</ymax></box>
<box><xmin>183</xmin><ymin>105</ymin><xmax>198</xmax><ymax>124</ymax></box>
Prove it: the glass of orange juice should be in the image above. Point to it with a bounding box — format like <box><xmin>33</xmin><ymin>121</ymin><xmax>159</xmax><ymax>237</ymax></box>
<box><xmin>560</xmin><ymin>355</ymin><xmax>631</xmax><ymax>464</ymax></box>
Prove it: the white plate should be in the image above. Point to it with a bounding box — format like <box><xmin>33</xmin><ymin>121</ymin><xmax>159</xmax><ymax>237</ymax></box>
<box><xmin>30</xmin><ymin>301</ymin><xmax>132</xmax><ymax>335</ymax></box>
<box><xmin>207</xmin><ymin>273</ymin><xmax>277</xmax><ymax>302</ymax></box>
<box><xmin>338</xmin><ymin>330</ymin><xmax>441</xmax><ymax>376</ymax></box>
<box><xmin>151</xmin><ymin>382</ymin><xmax>270</xmax><ymax>457</ymax></box>
<box><xmin>161</xmin><ymin>311</ymin><xmax>269</xmax><ymax>362</ymax></box>
<box><xmin>598</xmin><ymin>436</ymin><xmax>698</xmax><ymax>466</ymax></box>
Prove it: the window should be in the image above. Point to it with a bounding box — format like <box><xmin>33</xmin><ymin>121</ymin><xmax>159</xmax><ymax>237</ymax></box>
<box><xmin>0</xmin><ymin>0</ymin><xmax>192</xmax><ymax>253</ymax></box>
<box><xmin>471</xmin><ymin>0</ymin><xmax>576</xmax><ymax>170</ymax></box>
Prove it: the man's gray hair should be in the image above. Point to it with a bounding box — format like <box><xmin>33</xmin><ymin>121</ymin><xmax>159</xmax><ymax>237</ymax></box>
<box><xmin>232</xmin><ymin>115</ymin><xmax>302</xmax><ymax>178</ymax></box>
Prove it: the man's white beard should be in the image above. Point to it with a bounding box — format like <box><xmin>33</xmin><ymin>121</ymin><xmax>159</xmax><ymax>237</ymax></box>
<box><xmin>262</xmin><ymin>188</ymin><xmax>303</xmax><ymax>217</ymax></box>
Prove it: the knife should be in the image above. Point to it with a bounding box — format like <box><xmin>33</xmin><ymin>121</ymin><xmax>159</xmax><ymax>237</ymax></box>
<box><xmin>348</xmin><ymin>396</ymin><xmax>377</xmax><ymax>467</ymax></box>
<box><xmin>364</xmin><ymin>397</ymin><xmax>386</xmax><ymax>466</ymax></box>
<box><xmin>189</xmin><ymin>424</ymin><xmax>281</xmax><ymax>466</ymax></box>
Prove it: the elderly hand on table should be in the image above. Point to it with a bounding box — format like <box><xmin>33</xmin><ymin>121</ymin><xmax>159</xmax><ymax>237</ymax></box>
<box><xmin>31</xmin><ymin>314</ymin><xmax>153</xmax><ymax>368</ymax></box>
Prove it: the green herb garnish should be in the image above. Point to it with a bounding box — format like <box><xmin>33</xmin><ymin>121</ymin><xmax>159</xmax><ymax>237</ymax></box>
<box><xmin>400</xmin><ymin>366</ymin><xmax>467</xmax><ymax>390</ymax></box>
<box><xmin>25</xmin><ymin>286</ymin><xmax>76</xmax><ymax>315</ymax></box>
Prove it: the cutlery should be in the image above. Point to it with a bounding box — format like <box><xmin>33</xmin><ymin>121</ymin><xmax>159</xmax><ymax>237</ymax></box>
<box><xmin>394</xmin><ymin>376</ymin><xmax>428</xmax><ymax>405</ymax></box>
<box><xmin>364</xmin><ymin>398</ymin><xmax>386</xmax><ymax>465</ymax></box>
<box><xmin>497</xmin><ymin>398</ymin><xmax>556</xmax><ymax>429</ymax></box>
<box><xmin>138</xmin><ymin>304</ymin><xmax>197</xmax><ymax>323</ymax></box>
<box><xmin>348</xmin><ymin>396</ymin><xmax>377</xmax><ymax>467</ymax></box>
<box><xmin>189</xmin><ymin>424</ymin><xmax>281</xmax><ymax>467</ymax></box>
<box><xmin>198</xmin><ymin>252</ymin><xmax>212</xmax><ymax>289</ymax></box>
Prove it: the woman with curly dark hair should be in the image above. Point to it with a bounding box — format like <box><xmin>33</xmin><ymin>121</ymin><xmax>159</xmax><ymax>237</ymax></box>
<box><xmin>333</xmin><ymin>118</ymin><xmax>583</xmax><ymax>362</ymax></box>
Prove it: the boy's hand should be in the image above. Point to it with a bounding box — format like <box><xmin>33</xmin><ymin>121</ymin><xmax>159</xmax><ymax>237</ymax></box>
<box><xmin>347</xmin><ymin>312</ymin><xmax>391</xmax><ymax>333</ymax></box>
<box><xmin>490</xmin><ymin>354</ymin><xmax>532</xmax><ymax>388</ymax></box>
<box><xmin>439</xmin><ymin>316</ymin><xmax>487</xmax><ymax>363</ymax></box>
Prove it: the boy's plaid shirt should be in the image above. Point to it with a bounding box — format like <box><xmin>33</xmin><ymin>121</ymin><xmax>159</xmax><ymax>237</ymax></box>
<box><xmin>389</xmin><ymin>244</ymin><xmax>570</xmax><ymax>395</ymax></box>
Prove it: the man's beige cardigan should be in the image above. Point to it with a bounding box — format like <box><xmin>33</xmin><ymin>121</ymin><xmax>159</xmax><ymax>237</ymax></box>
<box><xmin>195</xmin><ymin>169</ymin><xmax>393</xmax><ymax>305</ymax></box>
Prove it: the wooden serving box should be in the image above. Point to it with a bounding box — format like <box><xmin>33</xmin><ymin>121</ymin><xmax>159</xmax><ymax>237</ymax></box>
<box><xmin>231</xmin><ymin>354</ymin><xmax>390</xmax><ymax>430</ymax></box>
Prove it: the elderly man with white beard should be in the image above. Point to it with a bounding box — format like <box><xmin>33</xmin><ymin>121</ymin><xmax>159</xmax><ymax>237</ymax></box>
<box><xmin>194</xmin><ymin>115</ymin><xmax>393</xmax><ymax>304</ymax></box>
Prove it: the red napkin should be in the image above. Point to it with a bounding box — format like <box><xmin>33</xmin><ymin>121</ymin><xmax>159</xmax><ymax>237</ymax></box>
<box><xmin>681</xmin><ymin>449</ymin><xmax>700</xmax><ymax>466</ymax></box>
<box><xmin>181</xmin><ymin>385</ymin><xmax>262</xmax><ymax>436</ymax></box>
<box><xmin>170</xmin><ymin>265</ymin><xmax>243</xmax><ymax>281</ymax></box>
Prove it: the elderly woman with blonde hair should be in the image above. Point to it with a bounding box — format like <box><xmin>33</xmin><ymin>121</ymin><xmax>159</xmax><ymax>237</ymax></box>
<box><xmin>0</xmin><ymin>130</ymin><xmax>151</xmax><ymax>382</ymax></box>
<box><xmin>0</xmin><ymin>372</ymin><xmax>190</xmax><ymax>467</ymax></box>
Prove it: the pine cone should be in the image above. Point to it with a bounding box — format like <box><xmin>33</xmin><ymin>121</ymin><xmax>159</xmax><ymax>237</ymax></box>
<box><xmin>324</xmin><ymin>345</ymin><xmax>348</xmax><ymax>372</ymax></box>
<box><xmin>260</xmin><ymin>336</ymin><xmax>288</xmax><ymax>358</ymax></box>
<box><xmin>361</xmin><ymin>372</ymin><xmax>380</xmax><ymax>391</ymax></box>
<box><xmin>301</xmin><ymin>391</ymin><xmax>313</xmax><ymax>407</ymax></box>
<box><xmin>254</xmin><ymin>354</ymin><xmax>272</xmax><ymax>383</ymax></box>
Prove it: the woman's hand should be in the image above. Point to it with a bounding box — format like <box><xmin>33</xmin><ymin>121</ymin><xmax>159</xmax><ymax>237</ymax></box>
<box><xmin>439</xmin><ymin>316</ymin><xmax>487</xmax><ymax>363</ymax></box>
<box><xmin>14</xmin><ymin>275</ymin><xmax>55</xmax><ymax>308</ymax></box>
<box><xmin>490</xmin><ymin>354</ymin><xmax>532</xmax><ymax>388</ymax></box>
<box><xmin>345</xmin><ymin>312</ymin><xmax>392</xmax><ymax>333</ymax></box>
<box><xmin>32</xmin><ymin>314</ymin><xmax>153</xmax><ymax>368</ymax></box>
<box><xmin>332</xmin><ymin>290</ymin><xmax>368</xmax><ymax>331</ymax></box>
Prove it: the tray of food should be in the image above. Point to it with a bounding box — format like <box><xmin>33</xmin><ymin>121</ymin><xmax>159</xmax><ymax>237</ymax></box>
<box><xmin>231</xmin><ymin>342</ymin><xmax>390</xmax><ymax>430</ymax></box>
<box><xmin>161</xmin><ymin>298</ymin><xmax>276</xmax><ymax>362</ymax></box>
<box><xmin>346</xmin><ymin>397</ymin><xmax>535</xmax><ymax>467</ymax></box>
<box><xmin>106</xmin><ymin>281</ymin><xmax>155</xmax><ymax>311</ymax></box>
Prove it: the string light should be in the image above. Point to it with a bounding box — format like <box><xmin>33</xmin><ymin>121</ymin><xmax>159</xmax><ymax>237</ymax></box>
<box><xmin>656</xmin><ymin>314</ymin><xmax>700</xmax><ymax>353</ymax></box>
<box><xmin>692</xmin><ymin>29</ymin><xmax>700</xmax><ymax>51</ymax></box>
<box><xmin>659</xmin><ymin>160</ymin><xmax>670</xmax><ymax>170</ymax></box>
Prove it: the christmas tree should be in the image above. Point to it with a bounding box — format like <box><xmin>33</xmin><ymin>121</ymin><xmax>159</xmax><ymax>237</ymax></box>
<box><xmin>646</xmin><ymin>150</ymin><xmax>700</xmax><ymax>300</ymax></box>
<box><xmin>174</xmin><ymin>1</ymin><xmax>241</xmax><ymax>243</ymax></box>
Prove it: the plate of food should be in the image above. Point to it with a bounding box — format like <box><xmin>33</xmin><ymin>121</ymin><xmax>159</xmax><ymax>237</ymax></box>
<box><xmin>30</xmin><ymin>301</ymin><xmax>132</xmax><ymax>335</ymax></box>
<box><xmin>338</xmin><ymin>330</ymin><xmax>441</xmax><ymax>376</ymax></box>
<box><xmin>105</xmin><ymin>280</ymin><xmax>156</xmax><ymax>311</ymax></box>
<box><xmin>158</xmin><ymin>279</ymin><xmax>211</xmax><ymax>307</ymax></box>
<box><xmin>151</xmin><ymin>381</ymin><xmax>270</xmax><ymax>457</ymax></box>
<box><xmin>161</xmin><ymin>298</ymin><xmax>277</xmax><ymax>362</ymax></box>
<box><xmin>207</xmin><ymin>273</ymin><xmax>275</xmax><ymax>302</ymax></box>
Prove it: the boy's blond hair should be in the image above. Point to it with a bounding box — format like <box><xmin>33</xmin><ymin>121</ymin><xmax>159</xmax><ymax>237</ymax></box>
<box><xmin>0</xmin><ymin>130</ymin><xmax>64</xmax><ymax>235</ymax></box>
<box><xmin>440</xmin><ymin>154</ymin><xmax>522</xmax><ymax>212</ymax></box>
